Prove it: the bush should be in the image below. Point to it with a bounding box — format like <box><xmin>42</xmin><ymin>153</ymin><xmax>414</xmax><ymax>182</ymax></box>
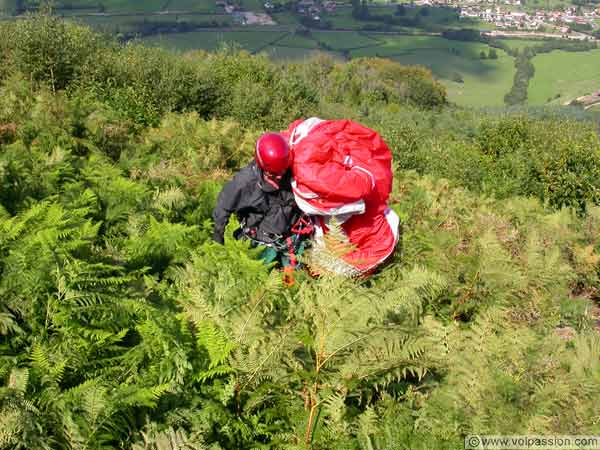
<box><xmin>327</xmin><ymin>57</ymin><xmax>447</xmax><ymax>109</ymax></box>
<box><xmin>0</xmin><ymin>14</ymin><xmax>105</xmax><ymax>90</ymax></box>
<box><xmin>77</xmin><ymin>44</ymin><xmax>218</xmax><ymax>127</ymax></box>
<box><xmin>203</xmin><ymin>48</ymin><xmax>319</xmax><ymax>128</ymax></box>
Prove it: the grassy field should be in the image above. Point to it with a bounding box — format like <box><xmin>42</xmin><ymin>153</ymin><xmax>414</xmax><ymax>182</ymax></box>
<box><xmin>269</xmin><ymin>12</ymin><xmax>300</xmax><ymax>25</ymax></box>
<box><xmin>496</xmin><ymin>38</ymin><xmax>538</xmax><ymax>51</ymax></box>
<box><xmin>496</xmin><ymin>38</ymin><xmax>561</xmax><ymax>51</ymax></box>
<box><xmin>441</xmin><ymin>51</ymin><xmax>515</xmax><ymax>107</ymax></box>
<box><xmin>528</xmin><ymin>49</ymin><xmax>600</xmax><ymax>105</ymax></box>
<box><xmin>65</xmin><ymin>0</ymin><xmax>166</xmax><ymax>12</ymax></box>
<box><xmin>72</xmin><ymin>14</ymin><xmax>232</xmax><ymax>33</ymax></box>
<box><xmin>351</xmin><ymin>34</ymin><xmax>486</xmax><ymax>57</ymax></box>
<box><xmin>264</xmin><ymin>46</ymin><xmax>341</xmax><ymax>60</ymax></box>
<box><xmin>69</xmin><ymin>15</ymin><xmax>142</xmax><ymax>33</ymax></box>
<box><xmin>142</xmin><ymin>30</ymin><xmax>287</xmax><ymax>52</ymax></box>
<box><xmin>164</xmin><ymin>0</ymin><xmax>218</xmax><ymax>12</ymax></box>
<box><xmin>0</xmin><ymin>0</ymin><xmax>16</xmax><ymax>14</ymax></box>
<box><xmin>311</xmin><ymin>31</ymin><xmax>380</xmax><ymax>50</ymax></box>
<box><xmin>350</xmin><ymin>36</ymin><xmax>515</xmax><ymax>106</ymax></box>
<box><xmin>55</xmin><ymin>0</ymin><xmax>218</xmax><ymax>13</ymax></box>
<box><xmin>241</xmin><ymin>0</ymin><xmax>265</xmax><ymax>12</ymax></box>
<box><xmin>319</xmin><ymin>5</ymin><xmax>475</xmax><ymax>31</ymax></box>
<box><xmin>525</xmin><ymin>0</ymin><xmax>572</xmax><ymax>12</ymax></box>
<box><xmin>323</xmin><ymin>9</ymin><xmax>363</xmax><ymax>30</ymax></box>
<box><xmin>276</xmin><ymin>32</ymin><xmax>320</xmax><ymax>49</ymax></box>
<box><xmin>140</xmin><ymin>31</ymin><xmax>515</xmax><ymax>106</ymax></box>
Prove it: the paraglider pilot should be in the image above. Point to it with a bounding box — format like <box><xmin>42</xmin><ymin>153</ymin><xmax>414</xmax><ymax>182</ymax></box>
<box><xmin>212</xmin><ymin>132</ymin><xmax>308</xmax><ymax>267</ymax></box>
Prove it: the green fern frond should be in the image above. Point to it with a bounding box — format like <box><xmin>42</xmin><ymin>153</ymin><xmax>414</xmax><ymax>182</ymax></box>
<box><xmin>357</xmin><ymin>406</ymin><xmax>379</xmax><ymax>450</ymax></box>
<box><xmin>196</xmin><ymin>321</ymin><xmax>236</xmax><ymax>370</ymax></box>
<box><xmin>152</xmin><ymin>186</ymin><xmax>186</xmax><ymax>214</ymax></box>
<box><xmin>304</xmin><ymin>219</ymin><xmax>360</xmax><ymax>277</ymax></box>
<box><xmin>29</xmin><ymin>344</ymin><xmax>51</xmax><ymax>375</ymax></box>
<box><xmin>0</xmin><ymin>312</ymin><xmax>20</xmax><ymax>336</ymax></box>
<box><xmin>376</xmin><ymin>265</ymin><xmax>447</xmax><ymax>325</ymax></box>
<box><xmin>322</xmin><ymin>391</ymin><xmax>348</xmax><ymax>434</ymax></box>
<box><xmin>0</xmin><ymin>409</ymin><xmax>22</xmax><ymax>449</ymax></box>
<box><xmin>132</xmin><ymin>424</ymin><xmax>207</xmax><ymax>450</ymax></box>
<box><xmin>116</xmin><ymin>383</ymin><xmax>171</xmax><ymax>409</ymax></box>
<box><xmin>7</xmin><ymin>368</ymin><xmax>29</xmax><ymax>394</ymax></box>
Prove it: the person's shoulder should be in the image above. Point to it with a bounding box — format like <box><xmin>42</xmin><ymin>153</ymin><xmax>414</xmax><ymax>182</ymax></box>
<box><xmin>232</xmin><ymin>161</ymin><xmax>260</xmax><ymax>184</ymax></box>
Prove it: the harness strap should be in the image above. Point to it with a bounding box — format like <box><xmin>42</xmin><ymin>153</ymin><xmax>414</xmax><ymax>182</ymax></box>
<box><xmin>291</xmin><ymin>216</ymin><xmax>314</xmax><ymax>236</ymax></box>
<box><xmin>283</xmin><ymin>236</ymin><xmax>297</xmax><ymax>287</ymax></box>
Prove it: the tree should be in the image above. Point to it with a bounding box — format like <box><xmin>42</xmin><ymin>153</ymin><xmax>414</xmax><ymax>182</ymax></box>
<box><xmin>479</xmin><ymin>50</ymin><xmax>487</xmax><ymax>59</ymax></box>
<box><xmin>488</xmin><ymin>48</ymin><xmax>498</xmax><ymax>59</ymax></box>
<box><xmin>352</xmin><ymin>0</ymin><xmax>370</xmax><ymax>19</ymax></box>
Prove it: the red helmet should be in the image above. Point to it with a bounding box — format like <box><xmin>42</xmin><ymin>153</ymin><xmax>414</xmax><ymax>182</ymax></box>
<box><xmin>255</xmin><ymin>133</ymin><xmax>290</xmax><ymax>174</ymax></box>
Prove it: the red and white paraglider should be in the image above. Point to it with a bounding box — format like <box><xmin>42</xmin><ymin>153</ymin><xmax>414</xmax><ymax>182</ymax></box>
<box><xmin>281</xmin><ymin>118</ymin><xmax>400</xmax><ymax>276</ymax></box>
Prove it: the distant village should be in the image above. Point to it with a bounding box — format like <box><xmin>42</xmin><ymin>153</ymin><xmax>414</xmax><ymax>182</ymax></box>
<box><xmin>453</xmin><ymin>0</ymin><xmax>598</xmax><ymax>37</ymax></box>
<box><xmin>215</xmin><ymin>0</ymin><xmax>340</xmax><ymax>24</ymax></box>
<box><xmin>214</xmin><ymin>0</ymin><xmax>599</xmax><ymax>38</ymax></box>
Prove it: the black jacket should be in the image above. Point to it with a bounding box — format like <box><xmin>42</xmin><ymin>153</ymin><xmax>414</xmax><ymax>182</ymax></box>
<box><xmin>212</xmin><ymin>161</ymin><xmax>301</xmax><ymax>244</ymax></box>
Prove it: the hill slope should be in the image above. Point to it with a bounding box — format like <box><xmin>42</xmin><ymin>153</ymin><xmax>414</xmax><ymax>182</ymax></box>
<box><xmin>0</xmin><ymin>15</ymin><xmax>599</xmax><ymax>450</ymax></box>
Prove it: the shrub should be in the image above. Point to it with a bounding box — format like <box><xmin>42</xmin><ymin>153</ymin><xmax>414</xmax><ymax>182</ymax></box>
<box><xmin>78</xmin><ymin>44</ymin><xmax>219</xmax><ymax>127</ymax></box>
<box><xmin>0</xmin><ymin>14</ymin><xmax>105</xmax><ymax>90</ymax></box>
<box><xmin>206</xmin><ymin>49</ymin><xmax>319</xmax><ymax>128</ymax></box>
<box><xmin>327</xmin><ymin>57</ymin><xmax>447</xmax><ymax>109</ymax></box>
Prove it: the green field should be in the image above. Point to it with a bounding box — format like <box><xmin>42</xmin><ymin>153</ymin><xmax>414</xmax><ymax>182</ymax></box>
<box><xmin>497</xmin><ymin>38</ymin><xmax>538</xmax><ymax>51</ymax></box>
<box><xmin>269</xmin><ymin>12</ymin><xmax>300</xmax><ymax>25</ymax></box>
<box><xmin>164</xmin><ymin>0</ymin><xmax>219</xmax><ymax>12</ymax></box>
<box><xmin>265</xmin><ymin>46</ymin><xmax>341</xmax><ymax>60</ymax></box>
<box><xmin>241</xmin><ymin>0</ymin><xmax>264</xmax><ymax>11</ymax></box>
<box><xmin>61</xmin><ymin>0</ymin><xmax>166</xmax><ymax>12</ymax></box>
<box><xmin>54</xmin><ymin>0</ymin><xmax>218</xmax><ymax>13</ymax></box>
<box><xmin>441</xmin><ymin>51</ymin><xmax>515</xmax><ymax>107</ymax></box>
<box><xmin>528</xmin><ymin>49</ymin><xmax>600</xmax><ymax>104</ymax></box>
<box><xmin>142</xmin><ymin>30</ymin><xmax>287</xmax><ymax>52</ymax></box>
<box><xmin>72</xmin><ymin>13</ymin><xmax>231</xmax><ymax>33</ymax></box>
<box><xmin>351</xmin><ymin>34</ymin><xmax>487</xmax><ymax>57</ymax></box>
<box><xmin>141</xmin><ymin>31</ymin><xmax>516</xmax><ymax>106</ymax></box>
<box><xmin>321</xmin><ymin>6</ymin><xmax>469</xmax><ymax>32</ymax></box>
<box><xmin>323</xmin><ymin>9</ymin><xmax>363</xmax><ymax>30</ymax></box>
<box><xmin>69</xmin><ymin>15</ymin><xmax>142</xmax><ymax>33</ymax></box>
<box><xmin>0</xmin><ymin>0</ymin><xmax>16</xmax><ymax>14</ymax></box>
<box><xmin>350</xmin><ymin>36</ymin><xmax>515</xmax><ymax>106</ymax></box>
<box><xmin>311</xmin><ymin>31</ymin><xmax>380</xmax><ymax>50</ymax></box>
<box><xmin>276</xmin><ymin>32</ymin><xmax>320</xmax><ymax>49</ymax></box>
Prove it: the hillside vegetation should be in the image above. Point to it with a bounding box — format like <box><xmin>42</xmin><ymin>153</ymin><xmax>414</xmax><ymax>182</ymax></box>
<box><xmin>1</xmin><ymin>14</ymin><xmax>600</xmax><ymax>450</ymax></box>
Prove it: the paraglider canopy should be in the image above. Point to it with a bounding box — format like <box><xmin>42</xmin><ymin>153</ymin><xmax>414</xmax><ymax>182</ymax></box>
<box><xmin>281</xmin><ymin>118</ymin><xmax>400</xmax><ymax>275</ymax></box>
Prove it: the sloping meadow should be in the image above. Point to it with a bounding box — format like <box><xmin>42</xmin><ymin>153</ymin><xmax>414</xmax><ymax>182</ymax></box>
<box><xmin>0</xmin><ymin>81</ymin><xmax>599</xmax><ymax>450</ymax></box>
<box><xmin>0</xmin><ymin>15</ymin><xmax>599</xmax><ymax>450</ymax></box>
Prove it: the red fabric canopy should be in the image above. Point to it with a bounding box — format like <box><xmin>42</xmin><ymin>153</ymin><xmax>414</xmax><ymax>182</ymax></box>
<box><xmin>282</xmin><ymin>118</ymin><xmax>399</xmax><ymax>274</ymax></box>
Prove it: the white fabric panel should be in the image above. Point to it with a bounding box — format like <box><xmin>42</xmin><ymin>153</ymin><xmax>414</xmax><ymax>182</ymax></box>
<box><xmin>384</xmin><ymin>207</ymin><xmax>400</xmax><ymax>243</ymax></box>
<box><xmin>293</xmin><ymin>190</ymin><xmax>366</xmax><ymax>218</ymax></box>
<box><xmin>289</xmin><ymin>117</ymin><xmax>324</xmax><ymax>147</ymax></box>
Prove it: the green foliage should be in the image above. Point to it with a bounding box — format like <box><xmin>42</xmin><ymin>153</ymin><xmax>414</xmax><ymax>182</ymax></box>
<box><xmin>0</xmin><ymin>12</ymin><xmax>600</xmax><ymax>450</ymax></box>
<box><xmin>135</xmin><ymin>113</ymin><xmax>259</xmax><ymax>174</ymax></box>
<box><xmin>0</xmin><ymin>14</ymin><xmax>105</xmax><ymax>91</ymax></box>
<box><xmin>77</xmin><ymin>43</ymin><xmax>219</xmax><ymax>127</ymax></box>
<box><xmin>132</xmin><ymin>424</ymin><xmax>207</xmax><ymax>450</ymax></box>
<box><xmin>326</xmin><ymin>57</ymin><xmax>447</xmax><ymax>109</ymax></box>
<box><xmin>377</xmin><ymin>109</ymin><xmax>600</xmax><ymax>213</ymax></box>
<box><xmin>204</xmin><ymin>48</ymin><xmax>319</xmax><ymax>129</ymax></box>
